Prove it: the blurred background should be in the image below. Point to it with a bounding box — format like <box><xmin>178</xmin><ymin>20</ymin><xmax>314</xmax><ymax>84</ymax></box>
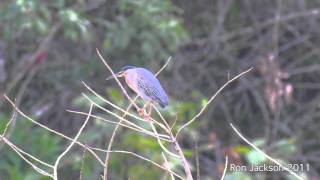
<box><xmin>1</xmin><ymin>0</ymin><xmax>320</xmax><ymax>179</ymax></box>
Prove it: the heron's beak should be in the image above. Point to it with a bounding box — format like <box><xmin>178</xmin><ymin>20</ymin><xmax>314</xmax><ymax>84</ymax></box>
<box><xmin>106</xmin><ymin>71</ymin><xmax>124</xmax><ymax>80</ymax></box>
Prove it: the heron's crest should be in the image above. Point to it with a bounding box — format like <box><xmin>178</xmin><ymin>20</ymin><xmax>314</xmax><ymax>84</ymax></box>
<box><xmin>122</xmin><ymin>66</ymin><xmax>136</xmax><ymax>71</ymax></box>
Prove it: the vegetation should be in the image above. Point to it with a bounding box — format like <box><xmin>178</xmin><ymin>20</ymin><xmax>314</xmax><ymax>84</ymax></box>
<box><xmin>1</xmin><ymin>0</ymin><xmax>320</xmax><ymax>179</ymax></box>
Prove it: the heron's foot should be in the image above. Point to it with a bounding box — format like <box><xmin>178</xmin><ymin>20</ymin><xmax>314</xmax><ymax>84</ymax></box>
<box><xmin>137</xmin><ymin>108</ymin><xmax>151</xmax><ymax>120</ymax></box>
<box><xmin>137</xmin><ymin>108</ymin><xmax>146</xmax><ymax>117</ymax></box>
<box><xmin>143</xmin><ymin>113</ymin><xmax>151</xmax><ymax>120</ymax></box>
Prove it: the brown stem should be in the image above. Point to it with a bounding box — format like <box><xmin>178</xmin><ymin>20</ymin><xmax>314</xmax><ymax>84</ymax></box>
<box><xmin>172</xmin><ymin>136</ymin><xmax>193</xmax><ymax>180</ymax></box>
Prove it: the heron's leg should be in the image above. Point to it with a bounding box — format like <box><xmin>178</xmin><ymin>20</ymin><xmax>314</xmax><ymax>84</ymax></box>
<box><xmin>137</xmin><ymin>108</ymin><xmax>145</xmax><ymax>117</ymax></box>
<box><xmin>147</xmin><ymin>103</ymin><xmax>153</xmax><ymax>116</ymax></box>
<box><xmin>137</xmin><ymin>102</ymin><xmax>148</xmax><ymax>117</ymax></box>
<box><xmin>138</xmin><ymin>101</ymin><xmax>152</xmax><ymax>119</ymax></box>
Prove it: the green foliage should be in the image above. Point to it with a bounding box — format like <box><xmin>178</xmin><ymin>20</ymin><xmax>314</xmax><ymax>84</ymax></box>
<box><xmin>0</xmin><ymin>113</ymin><xmax>9</xmax><ymax>132</ymax></box>
<box><xmin>272</xmin><ymin>138</ymin><xmax>297</xmax><ymax>158</ymax></box>
<box><xmin>71</xmin><ymin>152</ymin><xmax>102</xmax><ymax>180</ymax></box>
<box><xmin>234</xmin><ymin>145</ymin><xmax>251</xmax><ymax>154</ymax></box>
<box><xmin>102</xmin><ymin>0</ymin><xmax>188</xmax><ymax>64</ymax></box>
<box><xmin>124</xmin><ymin>132</ymin><xmax>160</xmax><ymax>153</ymax></box>
<box><xmin>0</xmin><ymin>114</ymin><xmax>61</xmax><ymax>180</ymax></box>
<box><xmin>106</xmin><ymin>87</ymin><xmax>126</xmax><ymax>107</ymax></box>
<box><xmin>227</xmin><ymin>138</ymin><xmax>299</xmax><ymax>179</ymax></box>
<box><xmin>0</xmin><ymin>0</ymin><xmax>90</xmax><ymax>42</ymax></box>
<box><xmin>240</xmin><ymin>138</ymin><xmax>298</xmax><ymax>166</ymax></box>
<box><xmin>244</xmin><ymin>139</ymin><xmax>266</xmax><ymax>165</ymax></box>
<box><xmin>246</xmin><ymin>150</ymin><xmax>266</xmax><ymax>166</ymax></box>
<box><xmin>60</xmin><ymin>8</ymin><xmax>90</xmax><ymax>41</ymax></box>
<box><xmin>128</xmin><ymin>165</ymin><xmax>159</xmax><ymax>180</ymax></box>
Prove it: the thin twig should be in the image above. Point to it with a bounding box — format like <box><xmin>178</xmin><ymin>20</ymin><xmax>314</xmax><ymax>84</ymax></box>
<box><xmin>230</xmin><ymin>123</ymin><xmax>304</xmax><ymax>180</ymax></box>
<box><xmin>0</xmin><ymin>135</ymin><xmax>54</xmax><ymax>168</ymax></box>
<box><xmin>152</xmin><ymin>104</ymin><xmax>171</xmax><ymax>130</ymax></box>
<box><xmin>89</xmin><ymin>147</ymin><xmax>184</xmax><ymax>180</ymax></box>
<box><xmin>53</xmin><ymin>104</ymin><xmax>93</xmax><ymax>179</ymax></box>
<box><xmin>79</xmin><ymin>144</ymin><xmax>87</xmax><ymax>180</ymax></box>
<box><xmin>175</xmin><ymin>68</ymin><xmax>253</xmax><ymax>139</ymax></box>
<box><xmin>172</xmin><ymin>135</ymin><xmax>193</xmax><ymax>180</ymax></box>
<box><xmin>96</xmin><ymin>48</ymin><xmax>139</xmax><ymax>110</ymax></box>
<box><xmin>149</xmin><ymin>122</ymin><xmax>180</xmax><ymax>158</ymax></box>
<box><xmin>152</xmin><ymin>102</ymin><xmax>193</xmax><ymax>179</ymax></box>
<box><xmin>4</xmin><ymin>95</ymin><xmax>182</xmax><ymax>179</ymax></box>
<box><xmin>81</xmin><ymin>87</ymin><xmax>169</xmax><ymax>132</ymax></box>
<box><xmin>67</xmin><ymin>110</ymin><xmax>172</xmax><ymax>141</ymax></box>
<box><xmin>195</xmin><ymin>141</ymin><xmax>200</xmax><ymax>180</ymax></box>
<box><xmin>103</xmin><ymin>99</ymin><xmax>135</xmax><ymax>180</ymax></box>
<box><xmin>4</xmin><ymin>94</ymin><xmax>106</xmax><ymax>167</ymax></box>
<box><xmin>155</xmin><ymin>57</ymin><xmax>172</xmax><ymax>76</ymax></box>
<box><xmin>220</xmin><ymin>156</ymin><xmax>228</xmax><ymax>180</ymax></box>
<box><xmin>0</xmin><ymin>111</ymin><xmax>17</xmax><ymax>143</ymax></box>
<box><xmin>162</xmin><ymin>152</ymin><xmax>175</xmax><ymax>180</ymax></box>
<box><xmin>170</xmin><ymin>114</ymin><xmax>178</xmax><ymax>133</ymax></box>
<box><xmin>0</xmin><ymin>104</ymin><xmax>18</xmax><ymax>151</ymax></box>
<box><xmin>82</xmin><ymin>92</ymin><xmax>169</xmax><ymax>136</ymax></box>
<box><xmin>2</xmin><ymin>137</ymin><xmax>54</xmax><ymax>178</ymax></box>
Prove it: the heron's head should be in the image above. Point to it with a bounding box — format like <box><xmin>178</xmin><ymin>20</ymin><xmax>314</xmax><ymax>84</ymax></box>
<box><xmin>106</xmin><ymin>66</ymin><xmax>136</xmax><ymax>80</ymax></box>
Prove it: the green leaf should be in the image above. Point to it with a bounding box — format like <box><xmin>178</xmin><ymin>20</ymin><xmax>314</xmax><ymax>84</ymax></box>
<box><xmin>106</xmin><ymin>88</ymin><xmax>124</xmax><ymax>105</ymax></box>
<box><xmin>183</xmin><ymin>149</ymin><xmax>193</xmax><ymax>158</ymax></box>
<box><xmin>245</xmin><ymin>150</ymin><xmax>266</xmax><ymax>165</ymax></box>
<box><xmin>234</xmin><ymin>145</ymin><xmax>251</xmax><ymax>154</ymax></box>
<box><xmin>272</xmin><ymin>138</ymin><xmax>297</xmax><ymax>157</ymax></box>
<box><xmin>0</xmin><ymin>113</ymin><xmax>9</xmax><ymax>132</ymax></box>
<box><xmin>34</xmin><ymin>18</ymin><xmax>48</xmax><ymax>34</ymax></box>
<box><xmin>252</xmin><ymin>138</ymin><xmax>266</xmax><ymax>147</ymax></box>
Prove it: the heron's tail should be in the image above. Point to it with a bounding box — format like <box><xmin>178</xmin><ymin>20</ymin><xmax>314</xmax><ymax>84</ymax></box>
<box><xmin>157</xmin><ymin>98</ymin><xmax>168</xmax><ymax>108</ymax></box>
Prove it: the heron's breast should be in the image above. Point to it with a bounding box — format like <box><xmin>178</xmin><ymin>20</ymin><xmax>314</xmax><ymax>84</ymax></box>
<box><xmin>125</xmin><ymin>73</ymin><xmax>140</xmax><ymax>94</ymax></box>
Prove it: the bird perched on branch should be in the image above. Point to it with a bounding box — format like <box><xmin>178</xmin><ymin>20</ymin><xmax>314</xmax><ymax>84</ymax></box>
<box><xmin>107</xmin><ymin>66</ymin><xmax>169</xmax><ymax>116</ymax></box>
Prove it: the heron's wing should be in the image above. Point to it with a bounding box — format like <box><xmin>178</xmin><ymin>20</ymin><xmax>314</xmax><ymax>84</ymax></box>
<box><xmin>136</xmin><ymin>77</ymin><xmax>158</xmax><ymax>99</ymax></box>
<box><xmin>136</xmin><ymin>72</ymin><xmax>168</xmax><ymax>107</ymax></box>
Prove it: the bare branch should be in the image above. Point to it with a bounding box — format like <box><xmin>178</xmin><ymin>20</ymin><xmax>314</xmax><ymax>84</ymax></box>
<box><xmin>149</xmin><ymin>121</ymin><xmax>180</xmax><ymax>158</ymax></box>
<box><xmin>4</xmin><ymin>95</ymin><xmax>181</xmax><ymax>179</ymax></box>
<box><xmin>220</xmin><ymin>156</ymin><xmax>228</xmax><ymax>180</ymax></box>
<box><xmin>162</xmin><ymin>152</ymin><xmax>175</xmax><ymax>180</ymax></box>
<box><xmin>96</xmin><ymin>48</ymin><xmax>139</xmax><ymax>110</ymax></box>
<box><xmin>230</xmin><ymin>123</ymin><xmax>304</xmax><ymax>180</ymax></box>
<box><xmin>195</xmin><ymin>141</ymin><xmax>200</xmax><ymax>180</ymax></box>
<box><xmin>79</xmin><ymin>146</ymin><xmax>87</xmax><ymax>180</ymax></box>
<box><xmin>155</xmin><ymin>57</ymin><xmax>172</xmax><ymax>76</ymax></box>
<box><xmin>4</xmin><ymin>94</ymin><xmax>106</xmax><ymax>167</ymax></box>
<box><xmin>103</xmin><ymin>96</ymin><xmax>137</xmax><ymax>180</ymax></box>
<box><xmin>67</xmin><ymin>110</ymin><xmax>172</xmax><ymax>141</ymax></box>
<box><xmin>172</xmin><ymin>135</ymin><xmax>193</xmax><ymax>180</ymax></box>
<box><xmin>175</xmin><ymin>68</ymin><xmax>253</xmax><ymax>139</ymax></box>
<box><xmin>152</xmin><ymin>104</ymin><xmax>171</xmax><ymax>130</ymax></box>
<box><xmin>82</xmin><ymin>93</ymin><xmax>166</xmax><ymax>130</ymax></box>
<box><xmin>0</xmin><ymin>111</ymin><xmax>17</xmax><ymax>143</ymax></box>
<box><xmin>53</xmin><ymin>103</ymin><xmax>93</xmax><ymax>179</ymax></box>
<box><xmin>89</xmin><ymin>147</ymin><xmax>184</xmax><ymax>180</ymax></box>
<box><xmin>0</xmin><ymin>135</ymin><xmax>54</xmax><ymax>168</ymax></box>
<box><xmin>1</xmin><ymin>137</ymin><xmax>53</xmax><ymax>178</ymax></box>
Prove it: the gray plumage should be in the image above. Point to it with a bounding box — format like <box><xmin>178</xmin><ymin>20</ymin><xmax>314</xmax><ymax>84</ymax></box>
<box><xmin>123</xmin><ymin>66</ymin><xmax>169</xmax><ymax>108</ymax></box>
